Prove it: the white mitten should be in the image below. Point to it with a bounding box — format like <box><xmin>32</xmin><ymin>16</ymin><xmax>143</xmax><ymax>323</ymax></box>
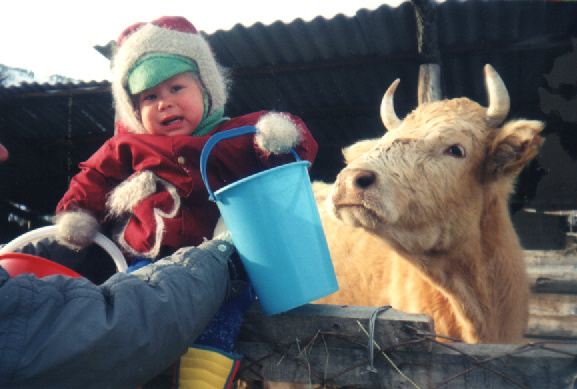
<box><xmin>254</xmin><ymin>112</ymin><xmax>301</xmax><ymax>154</ymax></box>
<box><xmin>55</xmin><ymin>210</ymin><xmax>100</xmax><ymax>250</ymax></box>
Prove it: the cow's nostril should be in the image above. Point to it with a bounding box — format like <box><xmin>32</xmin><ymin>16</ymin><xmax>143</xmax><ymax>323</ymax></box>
<box><xmin>354</xmin><ymin>170</ymin><xmax>376</xmax><ymax>189</ymax></box>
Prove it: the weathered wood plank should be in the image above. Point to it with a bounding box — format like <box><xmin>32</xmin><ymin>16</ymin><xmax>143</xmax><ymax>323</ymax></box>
<box><xmin>530</xmin><ymin>294</ymin><xmax>577</xmax><ymax>316</ymax></box>
<box><xmin>526</xmin><ymin>294</ymin><xmax>577</xmax><ymax>339</ymax></box>
<box><xmin>527</xmin><ymin>264</ymin><xmax>577</xmax><ymax>294</ymax></box>
<box><xmin>237</xmin><ymin>303</ymin><xmax>434</xmax><ymax>352</ymax></box>
<box><xmin>233</xmin><ymin>250</ymin><xmax>577</xmax><ymax>386</ymax></box>
<box><xmin>236</xmin><ymin>304</ymin><xmax>577</xmax><ymax>388</ymax></box>
<box><xmin>527</xmin><ymin>315</ymin><xmax>577</xmax><ymax>340</ymax></box>
<box><xmin>523</xmin><ymin>249</ymin><xmax>577</xmax><ymax>339</ymax></box>
<box><xmin>524</xmin><ymin>250</ymin><xmax>577</xmax><ymax>266</ymax></box>
<box><xmin>238</xmin><ymin>343</ymin><xmax>577</xmax><ymax>388</ymax></box>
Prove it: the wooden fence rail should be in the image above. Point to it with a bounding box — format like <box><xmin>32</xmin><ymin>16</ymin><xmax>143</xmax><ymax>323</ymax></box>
<box><xmin>526</xmin><ymin>250</ymin><xmax>577</xmax><ymax>341</ymax></box>
<box><xmin>236</xmin><ymin>304</ymin><xmax>577</xmax><ymax>388</ymax></box>
<box><xmin>235</xmin><ymin>250</ymin><xmax>577</xmax><ymax>388</ymax></box>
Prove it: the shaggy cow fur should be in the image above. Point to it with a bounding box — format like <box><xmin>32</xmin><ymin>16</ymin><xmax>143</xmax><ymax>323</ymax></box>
<box><xmin>314</xmin><ymin>65</ymin><xmax>543</xmax><ymax>344</ymax></box>
<box><xmin>262</xmin><ymin>65</ymin><xmax>544</xmax><ymax>389</ymax></box>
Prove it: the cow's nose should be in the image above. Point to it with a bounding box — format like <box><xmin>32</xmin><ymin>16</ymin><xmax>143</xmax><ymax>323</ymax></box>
<box><xmin>332</xmin><ymin>168</ymin><xmax>376</xmax><ymax>206</ymax></box>
<box><xmin>352</xmin><ymin>169</ymin><xmax>376</xmax><ymax>189</ymax></box>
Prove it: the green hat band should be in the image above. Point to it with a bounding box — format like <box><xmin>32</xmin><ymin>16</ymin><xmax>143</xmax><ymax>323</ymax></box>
<box><xmin>128</xmin><ymin>54</ymin><xmax>198</xmax><ymax>95</ymax></box>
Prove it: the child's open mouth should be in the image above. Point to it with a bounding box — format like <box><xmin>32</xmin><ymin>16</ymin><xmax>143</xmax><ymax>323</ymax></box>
<box><xmin>162</xmin><ymin>116</ymin><xmax>183</xmax><ymax>126</ymax></box>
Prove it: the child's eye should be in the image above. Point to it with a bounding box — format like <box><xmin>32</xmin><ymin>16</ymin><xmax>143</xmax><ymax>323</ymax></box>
<box><xmin>171</xmin><ymin>85</ymin><xmax>184</xmax><ymax>93</ymax></box>
<box><xmin>142</xmin><ymin>93</ymin><xmax>156</xmax><ymax>101</ymax></box>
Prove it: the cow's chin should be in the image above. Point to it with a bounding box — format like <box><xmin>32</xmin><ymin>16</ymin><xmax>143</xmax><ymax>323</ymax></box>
<box><xmin>332</xmin><ymin>204</ymin><xmax>382</xmax><ymax>231</ymax></box>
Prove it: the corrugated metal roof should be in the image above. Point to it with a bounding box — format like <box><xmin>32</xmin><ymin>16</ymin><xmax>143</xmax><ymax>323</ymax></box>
<box><xmin>0</xmin><ymin>0</ymin><xmax>576</xmax><ymax>240</ymax></box>
<box><xmin>0</xmin><ymin>81</ymin><xmax>108</xmax><ymax>97</ymax></box>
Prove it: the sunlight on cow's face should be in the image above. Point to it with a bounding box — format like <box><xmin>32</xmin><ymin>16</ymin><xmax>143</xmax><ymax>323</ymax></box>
<box><xmin>329</xmin><ymin>98</ymin><xmax>489</xmax><ymax>251</ymax></box>
<box><xmin>327</xmin><ymin>65</ymin><xmax>544</xmax><ymax>254</ymax></box>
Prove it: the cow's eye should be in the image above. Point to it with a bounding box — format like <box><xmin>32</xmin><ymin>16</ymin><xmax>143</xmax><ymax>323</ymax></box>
<box><xmin>444</xmin><ymin>144</ymin><xmax>466</xmax><ymax>158</ymax></box>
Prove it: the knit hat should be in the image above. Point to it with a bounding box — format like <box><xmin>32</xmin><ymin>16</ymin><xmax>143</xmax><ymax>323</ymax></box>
<box><xmin>127</xmin><ymin>54</ymin><xmax>198</xmax><ymax>95</ymax></box>
<box><xmin>111</xmin><ymin>16</ymin><xmax>229</xmax><ymax>134</ymax></box>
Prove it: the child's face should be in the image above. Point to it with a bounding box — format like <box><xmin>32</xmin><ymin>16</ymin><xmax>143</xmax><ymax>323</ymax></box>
<box><xmin>138</xmin><ymin>73</ymin><xmax>205</xmax><ymax>137</ymax></box>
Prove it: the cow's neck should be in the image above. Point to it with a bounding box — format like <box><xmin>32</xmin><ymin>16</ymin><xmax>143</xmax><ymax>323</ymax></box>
<box><xmin>408</xmin><ymin>243</ymin><xmax>488</xmax><ymax>342</ymax></box>
<box><xmin>403</xmin><ymin>187</ymin><xmax>525</xmax><ymax>342</ymax></box>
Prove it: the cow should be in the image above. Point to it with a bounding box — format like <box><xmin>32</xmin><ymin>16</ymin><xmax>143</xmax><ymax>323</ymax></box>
<box><xmin>260</xmin><ymin>65</ymin><xmax>544</xmax><ymax>389</ymax></box>
<box><xmin>312</xmin><ymin>64</ymin><xmax>544</xmax><ymax>344</ymax></box>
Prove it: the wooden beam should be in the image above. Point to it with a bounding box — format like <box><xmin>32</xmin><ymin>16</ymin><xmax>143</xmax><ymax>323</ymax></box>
<box><xmin>237</xmin><ymin>303</ymin><xmax>434</xmax><ymax>352</ymax></box>
<box><xmin>411</xmin><ymin>0</ymin><xmax>442</xmax><ymax>104</ymax></box>
<box><xmin>236</xmin><ymin>304</ymin><xmax>577</xmax><ymax>388</ymax></box>
<box><xmin>528</xmin><ymin>265</ymin><xmax>577</xmax><ymax>294</ymax></box>
<box><xmin>527</xmin><ymin>294</ymin><xmax>577</xmax><ymax>339</ymax></box>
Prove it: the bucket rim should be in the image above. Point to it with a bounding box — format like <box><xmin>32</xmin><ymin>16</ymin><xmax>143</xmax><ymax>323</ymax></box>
<box><xmin>0</xmin><ymin>253</ymin><xmax>83</xmax><ymax>278</ymax></box>
<box><xmin>214</xmin><ymin>160</ymin><xmax>311</xmax><ymax>200</ymax></box>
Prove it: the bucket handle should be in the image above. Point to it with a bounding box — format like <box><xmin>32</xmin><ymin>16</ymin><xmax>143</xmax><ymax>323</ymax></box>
<box><xmin>0</xmin><ymin>226</ymin><xmax>128</xmax><ymax>272</ymax></box>
<box><xmin>200</xmin><ymin>125</ymin><xmax>300</xmax><ymax>201</ymax></box>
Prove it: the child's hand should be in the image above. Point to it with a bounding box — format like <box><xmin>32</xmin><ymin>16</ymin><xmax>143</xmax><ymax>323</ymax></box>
<box><xmin>212</xmin><ymin>216</ymin><xmax>232</xmax><ymax>243</ymax></box>
<box><xmin>255</xmin><ymin>112</ymin><xmax>301</xmax><ymax>154</ymax></box>
<box><xmin>55</xmin><ymin>210</ymin><xmax>100</xmax><ymax>250</ymax></box>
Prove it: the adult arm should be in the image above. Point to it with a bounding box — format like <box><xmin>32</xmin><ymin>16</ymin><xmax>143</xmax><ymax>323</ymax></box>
<box><xmin>0</xmin><ymin>239</ymin><xmax>234</xmax><ymax>389</ymax></box>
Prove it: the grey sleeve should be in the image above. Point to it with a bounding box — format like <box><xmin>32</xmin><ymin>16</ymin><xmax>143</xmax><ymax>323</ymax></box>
<box><xmin>0</xmin><ymin>240</ymin><xmax>234</xmax><ymax>389</ymax></box>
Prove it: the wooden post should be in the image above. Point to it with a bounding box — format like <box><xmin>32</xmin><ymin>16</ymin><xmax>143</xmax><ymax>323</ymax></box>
<box><xmin>411</xmin><ymin>0</ymin><xmax>442</xmax><ymax>104</ymax></box>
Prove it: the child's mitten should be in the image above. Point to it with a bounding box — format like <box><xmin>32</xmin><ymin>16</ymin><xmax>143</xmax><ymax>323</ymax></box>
<box><xmin>255</xmin><ymin>112</ymin><xmax>301</xmax><ymax>154</ymax></box>
<box><xmin>55</xmin><ymin>210</ymin><xmax>100</xmax><ymax>250</ymax></box>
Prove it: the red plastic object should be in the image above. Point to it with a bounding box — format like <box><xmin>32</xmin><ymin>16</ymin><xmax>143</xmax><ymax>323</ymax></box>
<box><xmin>0</xmin><ymin>253</ymin><xmax>83</xmax><ymax>278</ymax></box>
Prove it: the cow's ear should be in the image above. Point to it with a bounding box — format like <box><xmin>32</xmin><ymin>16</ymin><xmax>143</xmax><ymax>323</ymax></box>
<box><xmin>486</xmin><ymin>120</ymin><xmax>545</xmax><ymax>179</ymax></box>
<box><xmin>342</xmin><ymin>138</ymin><xmax>380</xmax><ymax>164</ymax></box>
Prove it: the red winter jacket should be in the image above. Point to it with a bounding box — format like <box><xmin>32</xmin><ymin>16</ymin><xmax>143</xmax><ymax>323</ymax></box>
<box><xmin>56</xmin><ymin>111</ymin><xmax>317</xmax><ymax>259</ymax></box>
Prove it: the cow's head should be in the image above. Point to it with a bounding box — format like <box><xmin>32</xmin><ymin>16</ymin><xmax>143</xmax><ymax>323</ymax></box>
<box><xmin>328</xmin><ymin>65</ymin><xmax>544</xmax><ymax>254</ymax></box>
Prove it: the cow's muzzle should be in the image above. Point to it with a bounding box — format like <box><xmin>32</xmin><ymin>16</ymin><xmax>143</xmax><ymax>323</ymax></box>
<box><xmin>332</xmin><ymin>168</ymin><xmax>376</xmax><ymax>206</ymax></box>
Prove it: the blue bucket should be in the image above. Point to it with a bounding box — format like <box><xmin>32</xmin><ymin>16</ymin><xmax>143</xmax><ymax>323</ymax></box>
<box><xmin>200</xmin><ymin>126</ymin><xmax>338</xmax><ymax>315</ymax></box>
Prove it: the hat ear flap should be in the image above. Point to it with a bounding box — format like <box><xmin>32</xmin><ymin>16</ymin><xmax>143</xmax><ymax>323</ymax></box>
<box><xmin>485</xmin><ymin>119</ymin><xmax>544</xmax><ymax>180</ymax></box>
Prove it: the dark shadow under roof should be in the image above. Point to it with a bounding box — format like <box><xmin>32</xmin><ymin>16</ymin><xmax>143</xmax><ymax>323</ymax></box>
<box><xmin>0</xmin><ymin>0</ymin><xmax>576</xmax><ymax>241</ymax></box>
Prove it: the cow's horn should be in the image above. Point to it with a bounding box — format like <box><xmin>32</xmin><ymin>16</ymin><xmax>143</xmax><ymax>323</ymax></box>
<box><xmin>380</xmin><ymin>79</ymin><xmax>402</xmax><ymax>131</ymax></box>
<box><xmin>484</xmin><ymin>64</ymin><xmax>510</xmax><ymax>127</ymax></box>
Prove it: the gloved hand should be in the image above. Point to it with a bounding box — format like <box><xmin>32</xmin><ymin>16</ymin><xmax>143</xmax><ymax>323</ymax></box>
<box><xmin>254</xmin><ymin>112</ymin><xmax>301</xmax><ymax>154</ymax></box>
<box><xmin>55</xmin><ymin>210</ymin><xmax>100</xmax><ymax>250</ymax></box>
